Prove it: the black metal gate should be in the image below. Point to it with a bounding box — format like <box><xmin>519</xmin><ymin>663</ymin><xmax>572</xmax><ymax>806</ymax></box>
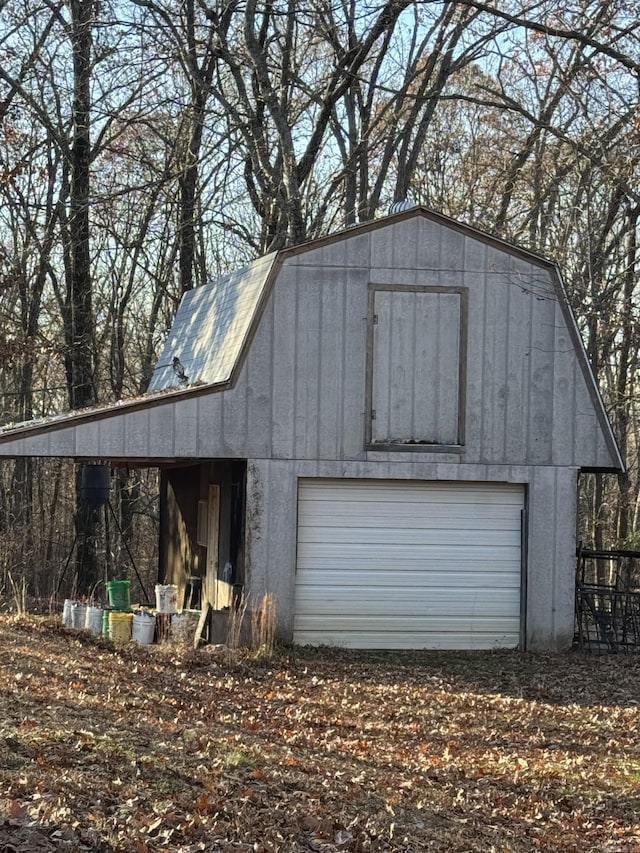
<box><xmin>575</xmin><ymin>547</ymin><xmax>640</xmax><ymax>653</ymax></box>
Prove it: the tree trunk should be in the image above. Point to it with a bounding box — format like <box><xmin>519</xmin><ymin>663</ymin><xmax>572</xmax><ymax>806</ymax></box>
<box><xmin>616</xmin><ymin>205</ymin><xmax>638</xmax><ymax>544</ymax></box>
<box><xmin>69</xmin><ymin>0</ymin><xmax>98</xmax><ymax>595</ymax></box>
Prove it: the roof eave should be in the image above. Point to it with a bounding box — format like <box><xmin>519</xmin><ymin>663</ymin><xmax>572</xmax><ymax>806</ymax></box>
<box><xmin>0</xmin><ymin>380</ymin><xmax>230</xmax><ymax>445</ymax></box>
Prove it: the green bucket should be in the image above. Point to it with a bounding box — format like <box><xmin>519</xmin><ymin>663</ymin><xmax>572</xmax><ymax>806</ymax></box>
<box><xmin>107</xmin><ymin>579</ymin><xmax>131</xmax><ymax>611</ymax></box>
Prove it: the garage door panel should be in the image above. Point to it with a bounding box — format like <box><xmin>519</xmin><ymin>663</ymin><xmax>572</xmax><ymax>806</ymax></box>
<box><xmin>295</xmin><ymin>614</ymin><xmax>521</xmax><ymax>631</ymax></box>
<box><xmin>298</xmin><ymin>528</ymin><xmax>521</xmax><ymax>546</ymax></box>
<box><xmin>295</xmin><ymin>588</ymin><xmax>520</xmax><ymax>617</ymax></box>
<box><xmin>298</xmin><ymin>504</ymin><xmax>522</xmax><ymax>526</ymax></box>
<box><xmin>294</xmin><ymin>618</ymin><xmax>521</xmax><ymax>649</ymax></box>
<box><xmin>300</xmin><ymin>481</ymin><xmax>523</xmax><ymax>503</ymax></box>
<box><xmin>295</xmin><ymin>569</ymin><xmax>521</xmax><ymax>587</ymax></box>
<box><xmin>294</xmin><ymin>479</ymin><xmax>524</xmax><ymax>650</ymax></box>
<box><xmin>292</xmin><ymin>629</ymin><xmax>519</xmax><ymax>650</ymax></box>
<box><xmin>297</xmin><ymin>542</ymin><xmax>521</xmax><ymax>564</ymax></box>
<box><xmin>299</xmin><ymin>497</ymin><xmax>522</xmax><ymax>514</ymax></box>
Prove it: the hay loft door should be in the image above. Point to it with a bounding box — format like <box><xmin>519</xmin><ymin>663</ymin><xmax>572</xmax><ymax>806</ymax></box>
<box><xmin>367</xmin><ymin>286</ymin><xmax>465</xmax><ymax>448</ymax></box>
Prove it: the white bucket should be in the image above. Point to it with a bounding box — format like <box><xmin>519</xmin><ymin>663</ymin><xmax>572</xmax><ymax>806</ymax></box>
<box><xmin>85</xmin><ymin>606</ymin><xmax>103</xmax><ymax>634</ymax></box>
<box><xmin>71</xmin><ymin>603</ymin><xmax>87</xmax><ymax>629</ymax></box>
<box><xmin>62</xmin><ymin>599</ymin><xmax>75</xmax><ymax>628</ymax></box>
<box><xmin>155</xmin><ymin>584</ymin><xmax>178</xmax><ymax>614</ymax></box>
<box><xmin>132</xmin><ymin>611</ymin><xmax>156</xmax><ymax>645</ymax></box>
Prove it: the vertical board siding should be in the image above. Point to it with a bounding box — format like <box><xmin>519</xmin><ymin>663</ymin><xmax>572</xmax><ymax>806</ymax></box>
<box><xmin>271</xmin><ymin>270</ymin><xmax>298</xmax><ymax>458</ymax></box>
<box><xmin>75</xmin><ymin>419</ymin><xmax>100</xmax><ymax>456</ymax></box>
<box><xmin>463</xmin><ymin>234</ymin><xmax>487</xmax><ymax>271</ymax></box>
<box><xmin>551</xmin><ymin>300</ymin><xmax>577</xmax><ymax>465</ymax></box>
<box><xmin>317</xmin><ymin>276</ymin><xmax>346</xmax><ymax>459</ymax></box>
<box><xmin>440</xmin><ymin>221</ymin><xmax>465</xmax><ymax>270</ymax></box>
<box><xmin>504</xmin><ymin>276</ymin><xmax>528</xmax><ymax>462</ymax></box>
<box><xmin>481</xmin><ymin>275</ymin><xmax>506</xmax><ymax>460</ymax></box>
<box><xmin>526</xmin><ymin>466</ymin><xmax>577</xmax><ymax>649</ymax></box>
<box><xmin>174</xmin><ymin>397</ymin><xmax>198</xmax><ymax>457</ymax></box>
<box><xmin>150</xmin><ymin>404</ymin><xmax>175</xmax><ymax>457</ymax></box>
<box><xmin>293</xmin><ymin>271</ymin><xmax>321</xmax><ymax>459</ymax></box>
<box><xmin>196</xmin><ymin>389</ymin><xmax>223</xmax><ymax>457</ymax></box>
<box><xmin>464</xmin><ymin>272</ymin><xmax>485</xmax><ymax>457</ymax></box>
<box><xmin>244</xmin><ymin>459</ymin><xmax>298</xmax><ymax>624</ymax></box>
<box><xmin>98</xmin><ymin>416</ymin><xmax>124</xmax><ymax>458</ymax></box>
<box><xmin>221</xmin><ymin>350</ymin><xmax>250</xmax><ymax>457</ymax></box>
<box><xmin>552</xmin><ymin>467</ymin><xmax>578</xmax><ymax>648</ymax></box>
<box><xmin>124</xmin><ymin>409</ymin><xmax>150</xmax><ymax>456</ymax></box>
<box><xmin>341</xmin><ymin>270</ymin><xmax>368</xmax><ymax>457</ymax></box>
<box><xmin>527</xmin><ymin>287</ymin><xmax>556</xmax><ymax>465</ymax></box>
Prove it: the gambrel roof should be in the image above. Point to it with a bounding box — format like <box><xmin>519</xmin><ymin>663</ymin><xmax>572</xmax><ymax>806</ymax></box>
<box><xmin>0</xmin><ymin>206</ymin><xmax>623</xmax><ymax>472</ymax></box>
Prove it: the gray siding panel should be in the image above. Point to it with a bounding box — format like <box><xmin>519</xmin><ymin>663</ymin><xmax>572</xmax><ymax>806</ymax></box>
<box><xmin>196</xmin><ymin>392</ymin><xmax>223</xmax><ymax>457</ymax></box>
<box><xmin>552</xmin><ymin>302</ymin><xmax>577</xmax><ymax>465</ymax></box>
<box><xmin>440</xmin><ymin>224</ymin><xmax>465</xmax><ymax>270</ymax></box>
<box><xmin>244</xmin><ymin>459</ymin><xmax>297</xmax><ymax>627</ymax></box>
<box><xmin>317</xmin><ymin>277</ymin><xmax>345</xmax><ymax>459</ymax></box>
<box><xmin>464</xmin><ymin>235</ymin><xmax>487</xmax><ymax>271</ymax></box>
<box><xmin>149</xmin><ymin>404</ymin><xmax>175</xmax><ymax>457</ymax></box>
<box><xmin>481</xmin><ymin>275</ymin><xmax>508</xmax><ymax>461</ymax></box>
<box><xmin>174</xmin><ymin>397</ymin><xmax>198</xmax><ymax>457</ymax></box>
<box><xmin>527</xmin><ymin>286</ymin><xmax>555</xmax><ymax>465</ymax></box>
<box><xmin>246</xmin><ymin>293</ymin><xmax>273</xmax><ymax>458</ymax></box>
<box><xmin>526</xmin><ymin>466</ymin><xmax>576</xmax><ymax>650</ymax></box>
<box><xmin>272</xmin><ymin>271</ymin><xmax>297</xmax><ymax>458</ymax></box>
<box><xmin>125</xmin><ymin>409</ymin><xmax>150</xmax><ymax>455</ymax></box>
<box><xmin>75</xmin><ymin>419</ymin><xmax>100</xmax><ymax>456</ymax></box>
<box><xmin>342</xmin><ymin>270</ymin><xmax>368</xmax><ymax>458</ymax></box>
<box><xmin>552</xmin><ymin>468</ymin><xmax>578</xmax><ymax>648</ymax></box>
<box><xmin>53</xmin><ymin>426</ymin><xmax>76</xmax><ymax>455</ymax></box>
<box><xmin>572</xmin><ymin>365</ymin><xmax>599</xmax><ymax>467</ymax></box>
<box><xmin>486</xmin><ymin>244</ymin><xmax>512</xmax><ymax>275</ymax></box>
<box><xmin>394</xmin><ymin>217</ymin><xmax>422</xmax><ymax>269</ymax></box>
<box><xmin>464</xmin><ymin>273</ymin><xmax>484</xmax><ymax>460</ymax></box>
<box><xmin>221</xmin><ymin>371</ymin><xmax>249</xmax><ymax>457</ymax></box>
<box><xmin>293</xmin><ymin>270</ymin><xmax>321</xmax><ymax>459</ymax></box>
<box><xmin>414</xmin><ymin>217</ymin><xmax>442</xmax><ymax>269</ymax></box>
<box><xmin>98</xmin><ymin>415</ymin><xmax>124</xmax><ymax>457</ymax></box>
<box><xmin>596</xmin><ymin>426</ymin><xmax>614</xmax><ymax>469</ymax></box>
<box><xmin>504</xmin><ymin>278</ymin><xmax>528</xmax><ymax>462</ymax></box>
<box><xmin>371</xmin><ymin>222</ymin><xmax>395</xmax><ymax>271</ymax></box>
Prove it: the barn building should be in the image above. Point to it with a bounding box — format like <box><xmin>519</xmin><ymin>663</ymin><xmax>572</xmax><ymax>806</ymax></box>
<box><xmin>0</xmin><ymin>207</ymin><xmax>623</xmax><ymax>650</ymax></box>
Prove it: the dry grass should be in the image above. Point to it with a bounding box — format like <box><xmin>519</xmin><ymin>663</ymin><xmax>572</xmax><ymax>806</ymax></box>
<box><xmin>251</xmin><ymin>592</ymin><xmax>277</xmax><ymax>657</ymax></box>
<box><xmin>226</xmin><ymin>594</ymin><xmax>250</xmax><ymax>655</ymax></box>
<box><xmin>6</xmin><ymin>572</ymin><xmax>27</xmax><ymax>615</ymax></box>
<box><xmin>1</xmin><ymin>615</ymin><xmax>640</xmax><ymax>852</ymax></box>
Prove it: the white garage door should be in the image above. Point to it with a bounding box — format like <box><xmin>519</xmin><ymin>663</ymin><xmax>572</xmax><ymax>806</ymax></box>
<box><xmin>294</xmin><ymin>479</ymin><xmax>524</xmax><ymax>649</ymax></box>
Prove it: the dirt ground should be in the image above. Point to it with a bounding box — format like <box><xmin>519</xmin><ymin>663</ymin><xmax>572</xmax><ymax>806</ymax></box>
<box><xmin>1</xmin><ymin>615</ymin><xmax>639</xmax><ymax>852</ymax></box>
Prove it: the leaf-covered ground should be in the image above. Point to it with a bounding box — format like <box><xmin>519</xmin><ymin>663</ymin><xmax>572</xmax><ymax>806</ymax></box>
<box><xmin>1</xmin><ymin>616</ymin><xmax>639</xmax><ymax>852</ymax></box>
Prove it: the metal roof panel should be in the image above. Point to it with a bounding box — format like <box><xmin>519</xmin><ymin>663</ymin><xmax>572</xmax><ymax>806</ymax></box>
<box><xmin>148</xmin><ymin>252</ymin><xmax>277</xmax><ymax>391</ymax></box>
